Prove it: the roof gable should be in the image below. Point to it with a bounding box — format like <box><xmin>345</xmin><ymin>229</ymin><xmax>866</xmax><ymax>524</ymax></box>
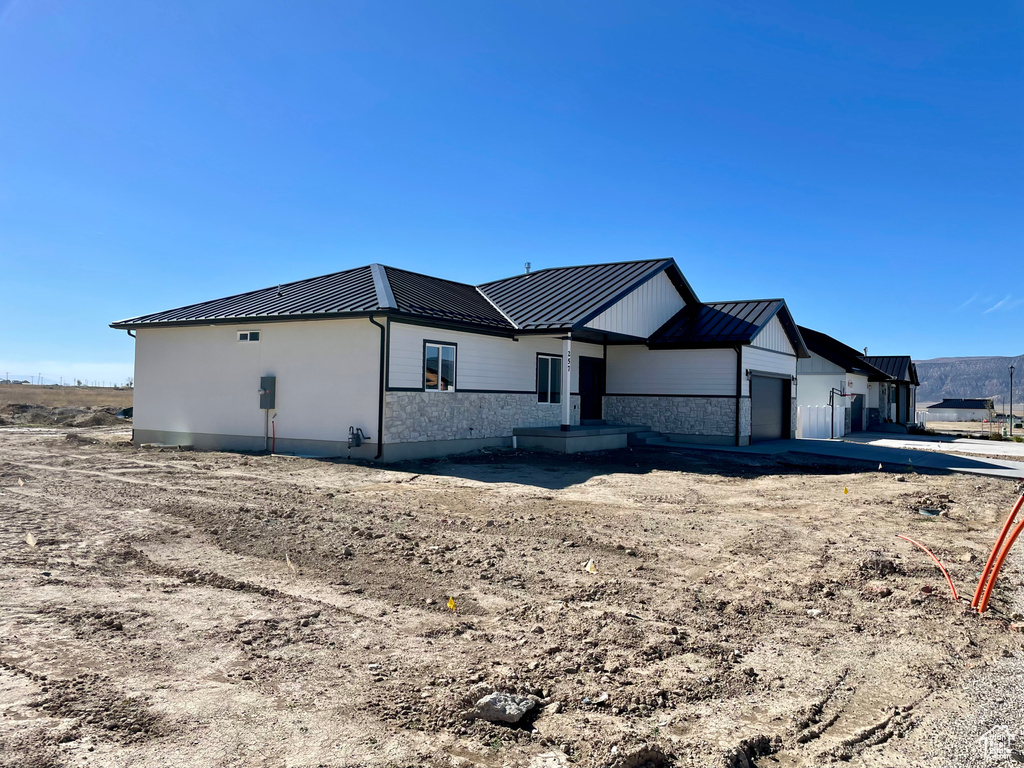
<box><xmin>651</xmin><ymin>299</ymin><xmax>808</xmax><ymax>356</ymax></box>
<box><xmin>751</xmin><ymin>315</ymin><xmax>794</xmax><ymax>354</ymax></box>
<box><xmin>477</xmin><ymin>259</ymin><xmax>697</xmax><ymax>331</ymax></box>
<box><xmin>582</xmin><ymin>270</ymin><xmax>688</xmax><ymax>339</ymax></box>
<box><xmin>861</xmin><ymin>355</ymin><xmax>919</xmax><ymax>384</ymax></box>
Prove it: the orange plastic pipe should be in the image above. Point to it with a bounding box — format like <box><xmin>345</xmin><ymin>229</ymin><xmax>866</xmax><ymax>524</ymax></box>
<box><xmin>977</xmin><ymin>516</ymin><xmax>1024</xmax><ymax>613</ymax></box>
<box><xmin>972</xmin><ymin>494</ymin><xmax>1024</xmax><ymax>609</ymax></box>
<box><xmin>896</xmin><ymin>535</ymin><xmax>958</xmax><ymax>601</ymax></box>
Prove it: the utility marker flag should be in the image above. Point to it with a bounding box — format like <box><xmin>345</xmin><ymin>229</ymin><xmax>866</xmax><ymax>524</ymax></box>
<box><xmin>18</xmin><ymin>478</ymin><xmax>24</xmax><ymax>487</ymax></box>
<box><xmin>585</xmin><ymin>559</ymin><xmax>598</xmax><ymax>574</ymax></box>
<box><xmin>447</xmin><ymin>597</ymin><xmax>456</xmax><ymax>612</ymax></box>
<box><xmin>25</xmin><ymin>533</ymin><xmax>36</xmax><ymax>548</ymax></box>
<box><xmin>844</xmin><ymin>487</ymin><xmax>849</xmax><ymax>495</ymax></box>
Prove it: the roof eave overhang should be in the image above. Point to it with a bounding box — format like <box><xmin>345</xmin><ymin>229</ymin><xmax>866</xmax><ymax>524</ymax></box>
<box><xmin>647</xmin><ymin>339</ymin><xmax>750</xmax><ymax>351</ymax></box>
<box><xmin>769</xmin><ymin>302</ymin><xmax>810</xmax><ymax>359</ymax></box>
<box><xmin>111</xmin><ymin>309</ymin><xmax>518</xmax><ymax>338</ymax></box>
<box><xmin>507</xmin><ymin>326</ymin><xmax>647</xmax><ymax>344</ymax></box>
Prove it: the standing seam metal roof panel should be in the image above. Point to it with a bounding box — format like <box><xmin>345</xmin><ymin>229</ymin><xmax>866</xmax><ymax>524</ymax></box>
<box><xmin>382</xmin><ymin>266</ymin><xmax>512</xmax><ymax>328</ymax></box>
<box><xmin>478</xmin><ymin>259</ymin><xmax>677</xmax><ymax>330</ymax></box>
<box><xmin>651</xmin><ymin>300</ymin><xmax>785</xmax><ymax>345</ymax></box>
<box><xmin>861</xmin><ymin>356</ymin><xmax>914</xmax><ymax>382</ymax></box>
<box><xmin>111</xmin><ymin>266</ymin><xmax>381</xmax><ymax>326</ymax></box>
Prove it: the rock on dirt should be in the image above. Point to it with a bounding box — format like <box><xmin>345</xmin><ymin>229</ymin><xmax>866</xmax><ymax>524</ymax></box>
<box><xmin>467</xmin><ymin>691</ymin><xmax>539</xmax><ymax>724</ymax></box>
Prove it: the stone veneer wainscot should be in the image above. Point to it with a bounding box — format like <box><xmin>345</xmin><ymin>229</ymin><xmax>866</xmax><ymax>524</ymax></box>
<box><xmin>385</xmin><ymin>391</ymin><xmax>581</xmax><ymax>444</ymax></box>
<box><xmin>604</xmin><ymin>395</ymin><xmax>739</xmax><ymax>438</ymax></box>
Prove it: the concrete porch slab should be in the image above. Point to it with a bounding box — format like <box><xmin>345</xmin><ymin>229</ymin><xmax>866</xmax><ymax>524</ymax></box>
<box><xmin>512</xmin><ymin>424</ymin><xmax>650</xmax><ymax>437</ymax></box>
<box><xmin>513</xmin><ymin>424</ymin><xmax>650</xmax><ymax>454</ymax></box>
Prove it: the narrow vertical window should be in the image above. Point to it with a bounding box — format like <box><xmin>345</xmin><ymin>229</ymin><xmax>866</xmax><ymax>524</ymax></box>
<box><xmin>537</xmin><ymin>355</ymin><xmax>562</xmax><ymax>404</ymax></box>
<box><xmin>424</xmin><ymin>343</ymin><xmax>456</xmax><ymax>391</ymax></box>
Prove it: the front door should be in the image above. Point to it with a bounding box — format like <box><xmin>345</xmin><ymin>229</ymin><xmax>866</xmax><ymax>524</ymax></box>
<box><xmin>579</xmin><ymin>356</ymin><xmax>606</xmax><ymax>421</ymax></box>
<box><xmin>850</xmin><ymin>394</ymin><xmax>864</xmax><ymax>432</ymax></box>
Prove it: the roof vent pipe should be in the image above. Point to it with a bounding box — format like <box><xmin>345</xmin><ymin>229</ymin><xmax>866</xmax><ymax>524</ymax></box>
<box><xmin>864</xmin><ymin>347</ymin><xmax>868</xmax><ymax>356</ymax></box>
<box><xmin>524</xmin><ymin>262</ymin><xmax>531</xmax><ymax>274</ymax></box>
<box><xmin>276</xmin><ymin>285</ymin><xmax>283</xmax><ymax>297</ymax></box>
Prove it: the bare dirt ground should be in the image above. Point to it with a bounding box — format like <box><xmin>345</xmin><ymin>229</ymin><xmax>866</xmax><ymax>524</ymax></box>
<box><xmin>0</xmin><ymin>386</ymin><xmax>133</xmax><ymax>428</ymax></box>
<box><xmin>2</xmin><ymin>427</ymin><xmax>1023</xmax><ymax>768</ymax></box>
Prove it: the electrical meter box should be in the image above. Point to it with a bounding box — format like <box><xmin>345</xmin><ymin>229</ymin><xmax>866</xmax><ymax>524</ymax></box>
<box><xmin>259</xmin><ymin>376</ymin><xmax>276</xmax><ymax>410</ymax></box>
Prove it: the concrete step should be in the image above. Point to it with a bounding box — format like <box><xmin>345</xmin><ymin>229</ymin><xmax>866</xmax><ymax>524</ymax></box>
<box><xmin>641</xmin><ymin>437</ymin><xmax>677</xmax><ymax>448</ymax></box>
<box><xmin>626</xmin><ymin>428</ymin><xmax>659</xmax><ymax>447</ymax></box>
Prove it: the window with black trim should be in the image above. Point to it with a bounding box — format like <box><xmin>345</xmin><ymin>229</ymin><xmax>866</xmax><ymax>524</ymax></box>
<box><xmin>537</xmin><ymin>355</ymin><xmax>562</xmax><ymax>403</ymax></box>
<box><xmin>424</xmin><ymin>343</ymin><xmax>456</xmax><ymax>391</ymax></box>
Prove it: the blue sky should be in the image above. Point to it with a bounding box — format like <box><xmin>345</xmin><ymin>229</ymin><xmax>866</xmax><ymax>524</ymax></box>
<box><xmin>1</xmin><ymin>1</ymin><xmax>1021</xmax><ymax>384</ymax></box>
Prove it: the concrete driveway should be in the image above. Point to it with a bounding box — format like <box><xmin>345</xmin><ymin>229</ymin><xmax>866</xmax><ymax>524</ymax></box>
<box><xmin>662</xmin><ymin>435</ymin><xmax>1024</xmax><ymax>479</ymax></box>
<box><xmin>843</xmin><ymin>431</ymin><xmax>1024</xmax><ymax>460</ymax></box>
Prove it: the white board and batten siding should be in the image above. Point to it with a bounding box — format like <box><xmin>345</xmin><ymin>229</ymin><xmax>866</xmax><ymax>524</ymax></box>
<box><xmin>606</xmin><ymin>346</ymin><xmax>737</xmax><ymax>396</ymax></box>
<box><xmin>584</xmin><ymin>271</ymin><xmax>686</xmax><ymax>339</ymax></box>
<box><xmin>749</xmin><ymin>315</ymin><xmax>792</xmax><ymax>354</ymax></box>
<box><xmin>387</xmin><ymin>321</ymin><xmax>602</xmax><ymax>392</ymax></box>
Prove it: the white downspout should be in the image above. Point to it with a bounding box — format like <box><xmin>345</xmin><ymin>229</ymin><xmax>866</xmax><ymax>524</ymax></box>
<box><xmin>561</xmin><ymin>332</ymin><xmax>572</xmax><ymax>430</ymax></box>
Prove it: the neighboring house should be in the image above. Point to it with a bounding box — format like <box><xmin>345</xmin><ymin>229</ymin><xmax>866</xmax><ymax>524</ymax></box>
<box><xmin>861</xmin><ymin>355</ymin><xmax>919</xmax><ymax>427</ymax></box>
<box><xmin>796</xmin><ymin>327</ymin><xmax>890</xmax><ymax>433</ymax></box>
<box><xmin>926</xmin><ymin>398</ymin><xmax>995</xmax><ymax>422</ymax></box>
<box><xmin>110</xmin><ymin>258</ymin><xmax>809</xmax><ymax>461</ymax></box>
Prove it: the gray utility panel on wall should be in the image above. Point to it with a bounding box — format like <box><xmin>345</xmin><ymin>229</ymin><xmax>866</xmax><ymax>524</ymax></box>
<box><xmin>259</xmin><ymin>376</ymin><xmax>276</xmax><ymax>410</ymax></box>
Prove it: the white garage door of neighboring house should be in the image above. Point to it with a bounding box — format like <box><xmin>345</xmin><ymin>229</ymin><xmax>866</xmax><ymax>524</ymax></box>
<box><xmin>750</xmin><ymin>375</ymin><xmax>789</xmax><ymax>443</ymax></box>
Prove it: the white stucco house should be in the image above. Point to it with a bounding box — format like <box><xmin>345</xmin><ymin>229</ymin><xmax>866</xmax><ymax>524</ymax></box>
<box><xmin>111</xmin><ymin>259</ymin><xmax>809</xmax><ymax>460</ymax></box>
<box><xmin>796</xmin><ymin>326</ymin><xmax>889</xmax><ymax>434</ymax></box>
<box><xmin>795</xmin><ymin>325</ymin><xmax>919</xmax><ymax>435</ymax></box>
<box><xmin>925</xmin><ymin>399</ymin><xmax>994</xmax><ymax>422</ymax></box>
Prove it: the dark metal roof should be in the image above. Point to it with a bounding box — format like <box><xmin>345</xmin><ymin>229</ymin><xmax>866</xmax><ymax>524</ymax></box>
<box><xmin>110</xmin><ymin>264</ymin><xmax>515</xmax><ymax>330</ymax></box>
<box><xmin>861</xmin><ymin>355</ymin><xmax>919</xmax><ymax>385</ymax></box>
<box><xmin>477</xmin><ymin>259</ymin><xmax>698</xmax><ymax>331</ymax></box>
<box><xmin>650</xmin><ymin>299</ymin><xmax>809</xmax><ymax>356</ymax></box>
<box><xmin>798</xmin><ymin>326</ymin><xmax>889</xmax><ymax>380</ymax></box>
<box><xmin>927</xmin><ymin>398</ymin><xmax>994</xmax><ymax>410</ymax></box>
<box><xmin>111</xmin><ymin>265</ymin><xmax>380</xmax><ymax>327</ymax></box>
<box><xmin>383</xmin><ymin>266</ymin><xmax>511</xmax><ymax>328</ymax></box>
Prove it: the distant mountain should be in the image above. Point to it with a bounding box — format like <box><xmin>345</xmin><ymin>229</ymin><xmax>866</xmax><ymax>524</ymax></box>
<box><xmin>915</xmin><ymin>354</ymin><xmax>1024</xmax><ymax>408</ymax></box>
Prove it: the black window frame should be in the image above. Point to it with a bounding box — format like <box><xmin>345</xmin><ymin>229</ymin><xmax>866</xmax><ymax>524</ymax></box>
<box><xmin>423</xmin><ymin>340</ymin><xmax>458</xmax><ymax>392</ymax></box>
<box><xmin>536</xmin><ymin>353</ymin><xmax>562</xmax><ymax>404</ymax></box>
